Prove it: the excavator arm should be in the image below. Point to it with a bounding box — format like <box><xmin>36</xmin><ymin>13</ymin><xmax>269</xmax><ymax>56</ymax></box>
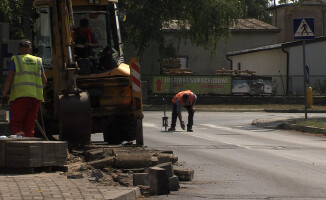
<box><xmin>51</xmin><ymin>0</ymin><xmax>92</xmax><ymax>147</ymax></box>
<box><xmin>33</xmin><ymin>0</ymin><xmax>143</xmax><ymax>146</ymax></box>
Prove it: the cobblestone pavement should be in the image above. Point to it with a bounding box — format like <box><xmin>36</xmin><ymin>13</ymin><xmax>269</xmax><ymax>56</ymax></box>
<box><xmin>0</xmin><ymin>173</ymin><xmax>140</xmax><ymax>200</ymax></box>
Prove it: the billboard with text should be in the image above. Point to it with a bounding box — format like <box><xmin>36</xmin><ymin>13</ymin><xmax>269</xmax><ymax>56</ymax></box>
<box><xmin>152</xmin><ymin>76</ymin><xmax>232</xmax><ymax>94</ymax></box>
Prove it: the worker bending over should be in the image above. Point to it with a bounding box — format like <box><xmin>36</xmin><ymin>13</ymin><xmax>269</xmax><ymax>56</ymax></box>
<box><xmin>2</xmin><ymin>39</ymin><xmax>47</xmax><ymax>137</ymax></box>
<box><xmin>168</xmin><ymin>90</ymin><xmax>197</xmax><ymax>132</ymax></box>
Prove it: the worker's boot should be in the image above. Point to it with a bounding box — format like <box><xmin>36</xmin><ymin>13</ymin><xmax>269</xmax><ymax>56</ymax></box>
<box><xmin>187</xmin><ymin>125</ymin><xmax>193</xmax><ymax>132</ymax></box>
<box><xmin>168</xmin><ymin>126</ymin><xmax>176</xmax><ymax>131</ymax></box>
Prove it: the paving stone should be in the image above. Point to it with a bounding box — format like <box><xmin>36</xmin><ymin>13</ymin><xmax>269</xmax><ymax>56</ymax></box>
<box><xmin>85</xmin><ymin>149</ymin><xmax>104</xmax><ymax>161</ymax></box>
<box><xmin>0</xmin><ymin>174</ymin><xmax>140</xmax><ymax>200</ymax></box>
<box><xmin>115</xmin><ymin>152</ymin><xmax>152</xmax><ymax>169</ymax></box>
<box><xmin>149</xmin><ymin>166</ymin><xmax>170</xmax><ymax>195</ymax></box>
<box><xmin>173</xmin><ymin>167</ymin><xmax>194</xmax><ymax>181</ymax></box>
<box><xmin>133</xmin><ymin>173</ymin><xmax>149</xmax><ymax>186</ymax></box>
<box><xmin>87</xmin><ymin>156</ymin><xmax>114</xmax><ymax>169</ymax></box>
<box><xmin>169</xmin><ymin>175</ymin><xmax>180</xmax><ymax>191</ymax></box>
<box><xmin>156</xmin><ymin>153</ymin><xmax>178</xmax><ymax>164</ymax></box>
<box><xmin>156</xmin><ymin>162</ymin><xmax>173</xmax><ymax>177</ymax></box>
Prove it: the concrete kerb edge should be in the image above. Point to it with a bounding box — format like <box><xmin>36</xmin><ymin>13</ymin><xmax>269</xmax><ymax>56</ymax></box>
<box><xmin>278</xmin><ymin>123</ymin><xmax>326</xmax><ymax>135</ymax></box>
<box><xmin>252</xmin><ymin>118</ymin><xmax>326</xmax><ymax>135</ymax></box>
<box><xmin>108</xmin><ymin>187</ymin><xmax>141</xmax><ymax>200</ymax></box>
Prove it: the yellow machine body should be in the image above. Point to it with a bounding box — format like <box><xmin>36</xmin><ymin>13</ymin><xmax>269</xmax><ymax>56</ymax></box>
<box><xmin>33</xmin><ymin>0</ymin><xmax>143</xmax><ymax>145</ymax></box>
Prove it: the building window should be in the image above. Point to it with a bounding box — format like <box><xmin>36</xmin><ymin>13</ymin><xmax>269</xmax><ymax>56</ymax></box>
<box><xmin>237</xmin><ymin>63</ymin><xmax>241</xmax><ymax>70</ymax></box>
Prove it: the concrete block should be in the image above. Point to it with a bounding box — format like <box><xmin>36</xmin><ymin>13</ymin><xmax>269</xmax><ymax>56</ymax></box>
<box><xmin>85</xmin><ymin>149</ymin><xmax>104</xmax><ymax>161</ymax></box>
<box><xmin>149</xmin><ymin>166</ymin><xmax>170</xmax><ymax>195</ymax></box>
<box><xmin>6</xmin><ymin>158</ymin><xmax>43</xmax><ymax>168</ymax></box>
<box><xmin>87</xmin><ymin>157</ymin><xmax>114</xmax><ymax>169</ymax></box>
<box><xmin>91</xmin><ymin>169</ymin><xmax>104</xmax><ymax>181</ymax></box>
<box><xmin>156</xmin><ymin>153</ymin><xmax>178</xmax><ymax>164</ymax></box>
<box><xmin>114</xmin><ymin>152</ymin><xmax>151</xmax><ymax>169</ymax></box>
<box><xmin>133</xmin><ymin>173</ymin><xmax>149</xmax><ymax>186</ymax></box>
<box><xmin>151</xmin><ymin>156</ymin><xmax>158</xmax><ymax>166</ymax></box>
<box><xmin>173</xmin><ymin>167</ymin><xmax>194</xmax><ymax>181</ymax></box>
<box><xmin>0</xmin><ymin>122</ymin><xmax>10</xmax><ymax>135</ymax></box>
<box><xmin>156</xmin><ymin>162</ymin><xmax>173</xmax><ymax>177</ymax></box>
<box><xmin>169</xmin><ymin>175</ymin><xmax>180</xmax><ymax>191</ymax></box>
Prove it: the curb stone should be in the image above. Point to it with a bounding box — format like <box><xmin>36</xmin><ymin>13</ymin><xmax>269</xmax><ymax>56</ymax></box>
<box><xmin>252</xmin><ymin>118</ymin><xmax>326</xmax><ymax>136</ymax></box>
<box><xmin>277</xmin><ymin>123</ymin><xmax>326</xmax><ymax>135</ymax></box>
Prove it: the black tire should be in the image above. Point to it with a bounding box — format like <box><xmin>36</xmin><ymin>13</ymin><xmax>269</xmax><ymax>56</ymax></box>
<box><xmin>102</xmin><ymin>116</ymin><xmax>124</xmax><ymax>144</ymax></box>
<box><xmin>136</xmin><ymin>119</ymin><xmax>143</xmax><ymax>146</ymax></box>
<box><xmin>58</xmin><ymin>92</ymin><xmax>92</xmax><ymax>147</ymax></box>
<box><xmin>103</xmin><ymin>122</ymin><xmax>123</xmax><ymax>145</ymax></box>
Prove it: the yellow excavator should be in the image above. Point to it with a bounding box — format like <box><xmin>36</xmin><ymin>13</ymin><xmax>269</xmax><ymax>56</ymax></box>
<box><xmin>32</xmin><ymin>0</ymin><xmax>143</xmax><ymax>146</ymax></box>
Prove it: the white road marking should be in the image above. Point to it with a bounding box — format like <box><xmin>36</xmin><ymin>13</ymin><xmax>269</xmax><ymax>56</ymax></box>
<box><xmin>200</xmin><ymin>124</ymin><xmax>233</xmax><ymax>130</ymax></box>
<box><xmin>143</xmin><ymin>122</ymin><xmax>161</xmax><ymax>128</ymax></box>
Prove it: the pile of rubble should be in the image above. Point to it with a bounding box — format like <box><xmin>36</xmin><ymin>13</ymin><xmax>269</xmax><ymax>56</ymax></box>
<box><xmin>65</xmin><ymin>145</ymin><xmax>194</xmax><ymax>197</ymax></box>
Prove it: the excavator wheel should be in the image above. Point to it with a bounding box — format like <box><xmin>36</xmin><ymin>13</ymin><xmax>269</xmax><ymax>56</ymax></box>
<box><xmin>103</xmin><ymin>116</ymin><xmax>143</xmax><ymax>145</ymax></box>
<box><xmin>58</xmin><ymin>91</ymin><xmax>92</xmax><ymax>147</ymax></box>
<box><xmin>103</xmin><ymin>116</ymin><xmax>123</xmax><ymax>144</ymax></box>
<box><xmin>135</xmin><ymin>119</ymin><xmax>143</xmax><ymax>146</ymax></box>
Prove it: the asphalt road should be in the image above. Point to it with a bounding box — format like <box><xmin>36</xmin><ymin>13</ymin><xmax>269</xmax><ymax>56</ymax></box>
<box><xmin>143</xmin><ymin>111</ymin><xmax>326</xmax><ymax>200</ymax></box>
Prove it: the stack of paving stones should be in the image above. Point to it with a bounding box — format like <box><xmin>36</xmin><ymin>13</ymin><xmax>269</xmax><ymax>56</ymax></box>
<box><xmin>0</xmin><ymin>109</ymin><xmax>10</xmax><ymax>136</ymax></box>
<box><xmin>0</xmin><ymin>138</ymin><xmax>68</xmax><ymax>173</ymax></box>
<box><xmin>84</xmin><ymin>146</ymin><xmax>194</xmax><ymax>197</ymax></box>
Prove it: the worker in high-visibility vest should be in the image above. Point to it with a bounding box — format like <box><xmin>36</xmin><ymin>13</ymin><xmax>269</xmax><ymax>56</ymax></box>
<box><xmin>1</xmin><ymin>39</ymin><xmax>47</xmax><ymax>137</ymax></box>
<box><xmin>168</xmin><ymin>90</ymin><xmax>197</xmax><ymax>132</ymax></box>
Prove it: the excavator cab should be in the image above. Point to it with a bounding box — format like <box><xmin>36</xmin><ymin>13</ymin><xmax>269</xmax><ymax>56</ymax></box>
<box><xmin>73</xmin><ymin>10</ymin><xmax>120</xmax><ymax>74</ymax></box>
<box><xmin>33</xmin><ymin>0</ymin><xmax>143</xmax><ymax>147</ymax></box>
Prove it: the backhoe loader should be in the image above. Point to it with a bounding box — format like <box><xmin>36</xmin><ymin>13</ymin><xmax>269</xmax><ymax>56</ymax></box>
<box><xmin>32</xmin><ymin>0</ymin><xmax>143</xmax><ymax>146</ymax></box>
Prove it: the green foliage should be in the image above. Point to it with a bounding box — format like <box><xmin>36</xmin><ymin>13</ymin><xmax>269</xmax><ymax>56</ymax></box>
<box><xmin>288</xmin><ymin>119</ymin><xmax>326</xmax><ymax>129</ymax></box>
<box><xmin>0</xmin><ymin>0</ymin><xmax>24</xmax><ymax>39</ymax></box>
<box><xmin>119</xmin><ymin>0</ymin><xmax>242</xmax><ymax>56</ymax></box>
<box><xmin>240</xmin><ymin>0</ymin><xmax>271</xmax><ymax>23</ymax></box>
<box><xmin>269</xmin><ymin>0</ymin><xmax>308</xmax><ymax>5</ymax></box>
<box><xmin>0</xmin><ymin>0</ymin><xmax>11</xmax><ymax>23</ymax></box>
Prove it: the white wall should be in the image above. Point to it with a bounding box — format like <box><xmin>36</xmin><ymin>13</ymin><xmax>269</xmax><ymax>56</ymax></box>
<box><xmin>229</xmin><ymin>49</ymin><xmax>287</xmax><ymax>95</ymax></box>
<box><xmin>288</xmin><ymin>40</ymin><xmax>326</xmax><ymax>95</ymax></box>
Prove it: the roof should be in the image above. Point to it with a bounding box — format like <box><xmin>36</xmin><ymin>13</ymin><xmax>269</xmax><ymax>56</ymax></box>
<box><xmin>163</xmin><ymin>18</ymin><xmax>279</xmax><ymax>32</ymax></box>
<box><xmin>226</xmin><ymin>44</ymin><xmax>283</xmax><ymax>57</ymax></box>
<box><xmin>226</xmin><ymin>36</ymin><xmax>326</xmax><ymax>57</ymax></box>
<box><xmin>230</xmin><ymin>18</ymin><xmax>280</xmax><ymax>32</ymax></box>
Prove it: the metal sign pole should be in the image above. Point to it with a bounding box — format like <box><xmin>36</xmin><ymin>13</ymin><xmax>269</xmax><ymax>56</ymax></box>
<box><xmin>294</xmin><ymin>18</ymin><xmax>314</xmax><ymax>119</ymax></box>
<box><xmin>303</xmin><ymin>40</ymin><xmax>308</xmax><ymax>119</ymax></box>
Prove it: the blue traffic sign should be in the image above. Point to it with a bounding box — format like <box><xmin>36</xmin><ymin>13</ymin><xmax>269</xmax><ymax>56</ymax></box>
<box><xmin>293</xmin><ymin>18</ymin><xmax>315</xmax><ymax>40</ymax></box>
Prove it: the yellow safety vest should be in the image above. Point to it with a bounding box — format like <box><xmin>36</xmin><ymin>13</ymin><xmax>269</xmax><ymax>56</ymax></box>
<box><xmin>9</xmin><ymin>54</ymin><xmax>44</xmax><ymax>102</ymax></box>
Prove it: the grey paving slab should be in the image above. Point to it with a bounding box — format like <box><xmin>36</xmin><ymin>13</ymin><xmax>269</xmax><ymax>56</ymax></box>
<box><xmin>0</xmin><ymin>173</ymin><xmax>140</xmax><ymax>200</ymax></box>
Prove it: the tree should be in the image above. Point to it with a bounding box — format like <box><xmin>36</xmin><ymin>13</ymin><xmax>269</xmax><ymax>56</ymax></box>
<box><xmin>240</xmin><ymin>0</ymin><xmax>271</xmax><ymax>23</ymax></box>
<box><xmin>0</xmin><ymin>0</ymin><xmax>11</xmax><ymax>23</ymax></box>
<box><xmin>269</xmin><ymin>0</ymin><xmax>307</xmax><ymax>6</ymax></box>
<box><xmin>119</xmin><ymin>0</ymin><xmax>243</xmax><ymax>57</ymax></box>
<box><xmin>0</xmin><ymin>0</ymin><xmax>24</xmax><ymax>39</ymax></box>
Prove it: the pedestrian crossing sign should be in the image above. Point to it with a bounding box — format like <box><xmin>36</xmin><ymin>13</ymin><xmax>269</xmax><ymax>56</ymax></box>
<box><xmin>293</xmin><ymin>18</ymin><xmax>315</xmax><ymax>40</ymax></box>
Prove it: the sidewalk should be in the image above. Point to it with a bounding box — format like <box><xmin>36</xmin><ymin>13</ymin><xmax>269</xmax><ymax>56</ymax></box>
<box><xmin>0</xmin><ymin>108</ymin><xmax>141</xmax><ymax>200</ymax></box>
<box><xmin>0</xmin><ymin>172</ymin><xmax>141</xmax><ymax>200</ymax></box>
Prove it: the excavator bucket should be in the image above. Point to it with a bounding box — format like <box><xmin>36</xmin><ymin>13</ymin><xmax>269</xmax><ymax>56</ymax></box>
<box><xmin>58</xmin><ymin>91</ymin><xmax>92</xmax><ymax>147</ymax></box>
